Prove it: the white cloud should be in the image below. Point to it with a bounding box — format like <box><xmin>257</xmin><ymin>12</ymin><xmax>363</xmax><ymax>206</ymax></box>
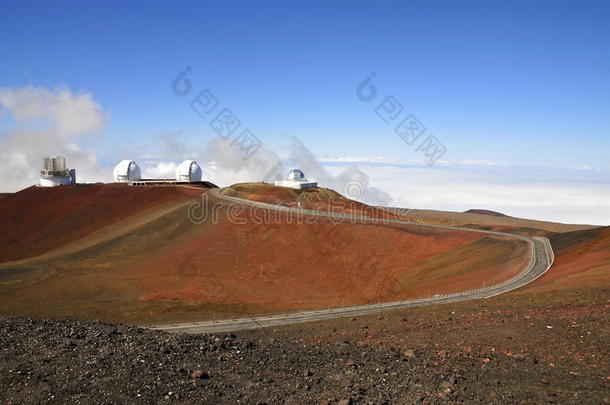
<box><xmin>138</xmin><ymin>161</ymin><xmax>179</xmax><ymax>179</ymax></box>
<box><xmin>458</xmin><ymin>159</ymin><xmax>502</xmax><ymax>166</ymax></box>
<box><xmin>288</xmin><ymin>138</ymin><xmax>392</xmax><ymax>205</ymax></box>
<box><xmin>0</xmin><ymin>86</ymin><xmax>112</xmax><ymax>191</ymax></box>
<box><xmin>0</xmin><ymin>86</ymin><xmax>107</xmax><ymax>137</ymax></box>
<box><xmin>201</xmin><ymin>137</ymin><xmax>283</xmax><ymax>187</ymax></box>
<box><xmin>318</xmin><ymin>155</ymin><xmax>506</xmax><ymax>168</ymax></box>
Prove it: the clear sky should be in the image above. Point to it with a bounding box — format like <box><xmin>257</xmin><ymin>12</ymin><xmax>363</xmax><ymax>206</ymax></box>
<box><xmin>2</xmin><ymin>1</ymin><xmax>608</xmax><ymax>168</ymax></box>
<box><xmin>0</xmin><ymin>1</ymin><xmax>609</xmax><ymax>224</ymax></box>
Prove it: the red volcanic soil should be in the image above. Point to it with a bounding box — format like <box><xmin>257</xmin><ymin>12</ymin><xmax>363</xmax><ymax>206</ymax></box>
<box><xmin>523</xmin><ymin>226</ymin><xmax>610</xmax><ymax>292</ymax></box>
<box><xmin>0</xmin><ymin>184</ymin><xmax>205</xmax><ymax>262</ymax></box>
<box><xmin>464</xmin><ymin>209</ymin><xmax>508</xmax><ymax>217</ymax></box>
<box><xmin>0</xmin><ymin>189</ymin><xmax>529</xmax><ymax>324</ymax></box>
<box><xmin>133</xmin><ymin>219</ymin><xmax>491</xmax><ymax>309</ymax></box>
<box><xmin>221</xmin><ymin>183</ymin><xmax>402</xmax><ymax>220</ymax></box>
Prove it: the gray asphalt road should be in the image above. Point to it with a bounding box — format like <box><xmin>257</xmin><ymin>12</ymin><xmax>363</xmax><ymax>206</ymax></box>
<box><xmin>150</xmin><ymin>189</ymin><xmax>554</xmax><ymax>334</ymax></box>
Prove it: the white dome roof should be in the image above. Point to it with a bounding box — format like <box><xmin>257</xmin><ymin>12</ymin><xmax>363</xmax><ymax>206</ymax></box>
<box><xmin>175</xmin><ymin>160</ymin><xmax>202</xmax><ymax>182</ymax></box>
<box><xmin>113</xmin><ymin>160</ymin><xmax>141</xmax><ymax>182</ymax></box>
<box><xmin>287</xmin><ymin>169</ymin><xmax>306</xmax><ymax>182</ymax></box>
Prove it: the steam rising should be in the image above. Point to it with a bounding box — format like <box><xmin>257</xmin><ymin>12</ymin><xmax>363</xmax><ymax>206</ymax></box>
<box><xmin>288</xmin><ymin>138</ymin><xmax>392</xmax><ymax>205</ymax></box>
<box><xmin>201</xmin><ymin>136</ymin><xmax>392</xmax><ymax>205</ymax></box>
<box><xmin>202</xmin><ymin>137</ymin><xmax>284</xmax><ymax>187</ymax></box>
<box><xmin>0</xmin><ymin>85</ymin><xmax>391</xmax><ymax>206</ymax></box>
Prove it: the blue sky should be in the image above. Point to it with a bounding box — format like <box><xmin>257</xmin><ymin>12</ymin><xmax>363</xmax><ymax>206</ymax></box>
<box><xmin>0</xmin><ymin>1</ymin><xmax>608</xmax><ymax>223</ymax></box>
<box><xmin>1</xmin><ymin>1</ymin><xmax>608</xmax><ymax>168</ymax></box>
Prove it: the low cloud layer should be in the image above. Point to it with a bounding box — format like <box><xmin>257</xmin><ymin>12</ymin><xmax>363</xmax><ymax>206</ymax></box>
<box><xmin>0</xmin><ymin>86</ymin><xmax>112</xmax><ymax>191</ymax></box>
<box><xmin>329</xmin><ymin>164</ymin><xmax>610</xmax><ymax>225</ymax></box>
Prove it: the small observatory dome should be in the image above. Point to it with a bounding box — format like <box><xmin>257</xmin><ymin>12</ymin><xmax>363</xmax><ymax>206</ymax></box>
<box><xmin>113</xmin><ymin>160</ymin><xmax>141</xmax><ymax>183</ymax></box>
<box><xmin>175</xmin><ymin>160</ymin><xmax>202</xmax><ymax>182</ymax></box>
<box><xmin>287</xmin><ymin>169</ymin><xmax>306</xmax><ymax>182</ymax></box>
<box><xmin>275</xmin><ymin>168</ymin><xmax>317</xmax><ymax>189</ymax></box>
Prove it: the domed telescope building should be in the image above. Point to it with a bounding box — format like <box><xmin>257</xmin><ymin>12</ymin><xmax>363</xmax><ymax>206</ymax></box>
<box><xmin>113</xmin><ymin>159</ymin><xmax>210</xmax><ymax>186</ymax></box>
<box><xmin>39</xmin><ymin>156</ymin><xmax>76</xmax><ymax>187</ymax></box>
<box><xmin>113</xmin><ymin>160</ymin><xmax>141</xmax><ymax>183</ymax></box>
<box><xmin>175</xmin><ymin>160</ymin><xmax>202</xmax><ymax>182</ymax></box>
<box><xmin>274</xmin><ymin>169</ymin><xmax>317</xmax><ymax>189</ymax></box>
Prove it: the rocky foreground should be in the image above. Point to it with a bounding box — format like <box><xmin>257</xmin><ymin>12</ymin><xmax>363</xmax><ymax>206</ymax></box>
<box><xmin>1</xmin><ymin>297</ymin><xmax>608</xmax><ymax>405</ymax></box>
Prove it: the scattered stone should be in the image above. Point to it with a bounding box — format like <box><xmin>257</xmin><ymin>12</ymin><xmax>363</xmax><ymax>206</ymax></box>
<box><xmin>512</xmin><ymin>353</ymin><xmax>525</xmax><ymax>361</ymax></box>
<box><xmin>191</xmin><ymin>370</ymin><xmax>210</xmax><ymax>379</ymax></box>
<box><xmin>403</xmin><ymin>349</ymin><xmax>416</xmax><ymax>359</ymax></box>
<box><xmin>0</xmin><ymin>306</ymin><xmax>605</xmax><ymax>404</ymax></box>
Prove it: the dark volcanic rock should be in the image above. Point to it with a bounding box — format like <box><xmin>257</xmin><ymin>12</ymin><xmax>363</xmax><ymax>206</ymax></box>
<box><xmin>0</xmin><ymin>314</ymin><xmax>607</xmax><ymax>404</ymax></box>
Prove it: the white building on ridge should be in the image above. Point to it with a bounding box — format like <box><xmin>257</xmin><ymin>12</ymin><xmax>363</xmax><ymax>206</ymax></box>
<box><xmin>275</xmin><ymin>169</ymin><xmax>317</xmax><ymax>189</ymax></box>
<box><xmin>39</xmin><ymin>156</ymin><xmax>76</xmax><ymax>187</ymax></box>
<box><xmin>175</xmin><ymin>160</ymin><xmax>203</xmax><ymax>182</ymax></box>
<box><xmin>113</xmin><ymin>160</ymin><xmax>141</xmax><ymax>183</ymax></box>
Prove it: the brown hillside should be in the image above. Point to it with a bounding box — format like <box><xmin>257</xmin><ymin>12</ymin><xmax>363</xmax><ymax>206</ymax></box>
<box><xmin>520</xmin><ymin>226</ymin><xmax>610</xmax><ymax>292</ymax></box>
<box><xmin>400</xmin><ymin>208</ymin><xmax>596</xmax><ymax>234</ymax></box>
<box><xmin>0</xmin><ymin>184</ymin><xmax>207</xmax><ymax>262</ymax></box>
<box><xmin>220</xmin><ymin>183</ymin><xmax>401</xmax><ymax>220</ymax></box>
<box><xmin>0</xmin><ymin>188</ymin><xmax>530</xmax><ymax>324</ymax></box>
<box><xmin>464</xmin><ymin>209</ymin><xmax>508</xmax><ymax>217</ymax></box>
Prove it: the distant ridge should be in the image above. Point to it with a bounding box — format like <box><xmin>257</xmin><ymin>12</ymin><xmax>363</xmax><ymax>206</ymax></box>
<box><xmin>464</xmin><ymin>209</ymin><xmax>509</xmax><ymax>217</ymax></box>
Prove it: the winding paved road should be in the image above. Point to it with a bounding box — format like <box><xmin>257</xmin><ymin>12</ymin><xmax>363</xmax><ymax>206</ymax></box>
<box><xmin>151</xmin><ymin>189</ymin><xmax>554</xmax><ymax>334</ymax></box>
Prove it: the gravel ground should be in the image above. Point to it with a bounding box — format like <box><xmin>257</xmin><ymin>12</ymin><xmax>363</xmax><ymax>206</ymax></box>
<box><xmin>1</xmin><ymin>305</ymin><xmax>608</xmax><ymax>404</ymax></box>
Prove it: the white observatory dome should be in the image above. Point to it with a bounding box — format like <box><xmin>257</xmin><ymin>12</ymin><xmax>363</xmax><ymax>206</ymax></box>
<box><xmin>287</xmin><ymin>169</ymin><xmax>306</xmax><ymax>182</ymax></box>
<box><xmin>175</xmin><ymin>160</ymin><xmax>202</xmax><ymax>182</ymax></box>
<box><xmin>113</xmin><ymin>160</ymin><xmax>141</xmax><ymax>183</ymax></box>
<box><xmin>275</xmin><ymin>168</ymin><xmax>317</xmax><ymax>189</ymax></box>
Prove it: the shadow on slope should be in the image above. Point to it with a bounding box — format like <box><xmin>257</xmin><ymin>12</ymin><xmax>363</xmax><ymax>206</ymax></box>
<box><xmin>0</xmin><ymin>184</ymin><xmax>207</xmax><ymax>262</ymax></box>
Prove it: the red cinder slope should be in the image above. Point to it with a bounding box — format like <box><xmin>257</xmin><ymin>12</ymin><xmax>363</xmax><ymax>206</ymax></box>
<box><xmin>523</xmin><ymin>226</ymin><xmax>610</xmax><ymax>292</ymax></box>
<box><xmin>0</xmin><ymin>184</ymin><xmax>533</xmax><ymax>323</ymax></box>
<box><xmin>220</xmin><ymin>183</ymin><xmax>401</xmax><ymax>220</ymax></box>
<box><xmin>0</xmin><ymin>183</ymin><xmax>205</xmax><ymax>262</ymax></box>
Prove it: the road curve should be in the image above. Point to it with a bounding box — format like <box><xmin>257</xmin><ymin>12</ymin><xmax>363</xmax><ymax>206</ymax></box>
<box><xmin>150</xmin><ymin>189</ymin><xmax>554</xmax><ymax>334</ymax></box>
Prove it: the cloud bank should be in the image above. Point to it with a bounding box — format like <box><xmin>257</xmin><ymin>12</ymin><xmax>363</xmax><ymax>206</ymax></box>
<box><xmin>0</xmin><ymin>86</ymin><xmax>111</xmax><ymax>191</ymax></box>
<box><xmin>325</xmin><ymin>164</ymin><xmax>610</xmax><ymax>226</ymax></box>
